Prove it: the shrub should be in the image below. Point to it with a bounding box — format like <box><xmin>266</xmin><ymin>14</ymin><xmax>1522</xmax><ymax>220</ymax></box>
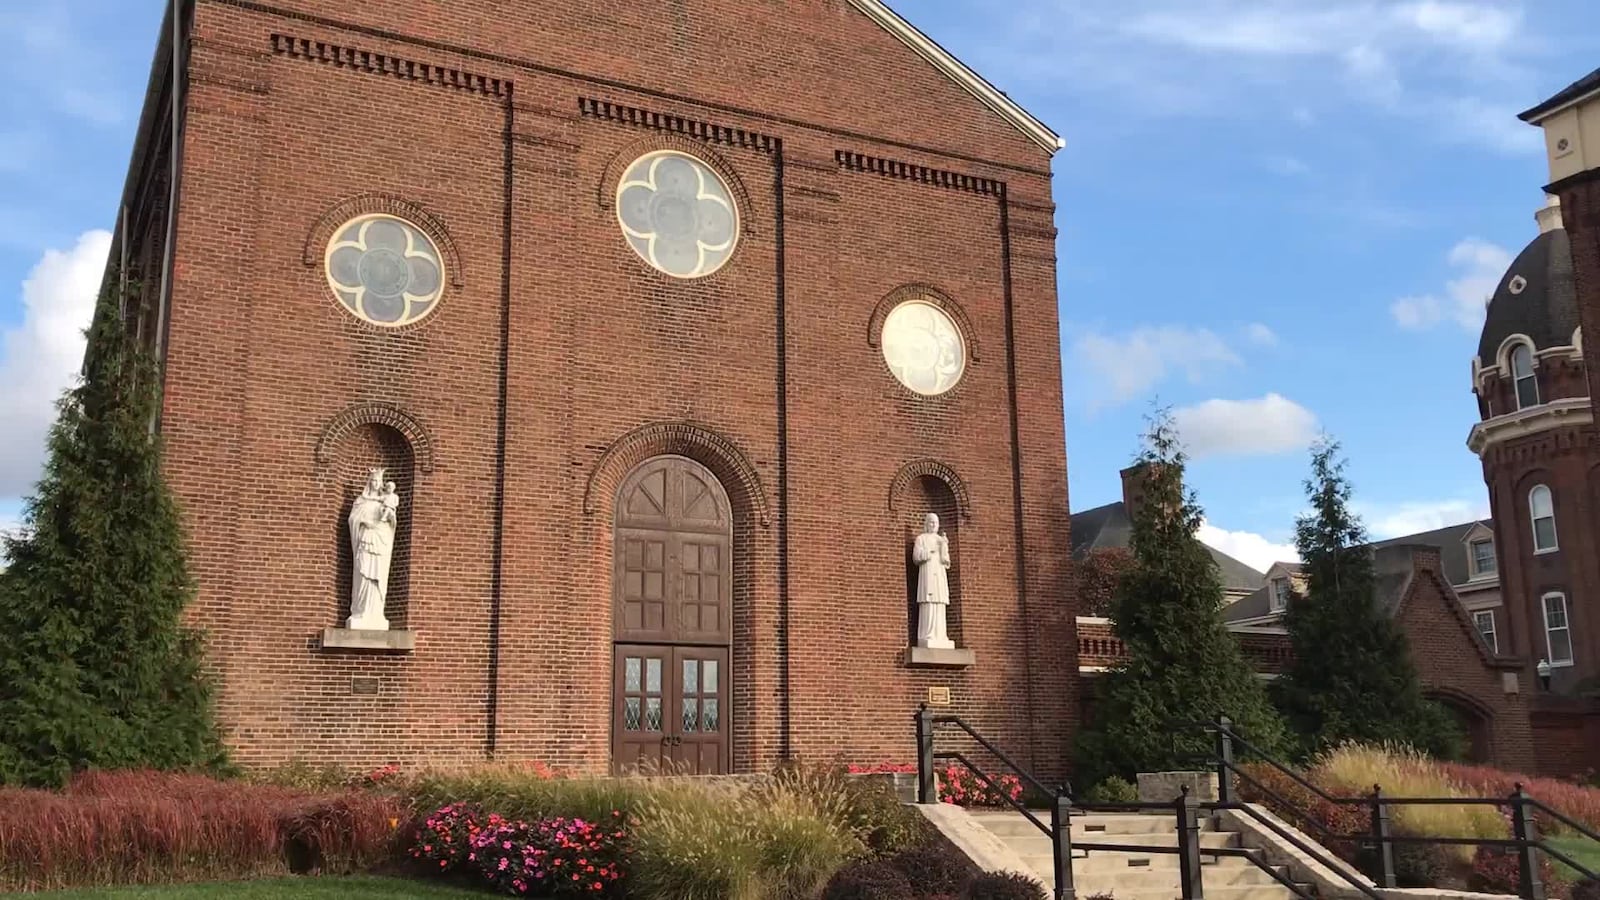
<box><xmin>466</xmin><ymin>812</ymin><xmax>626</xmax><ymax>896</ymax></box>
<box><xmin>1315</xmin><ymin>744</ymin><xmax>1506</xmax><ymax>862</ymax></box>
<box><xmin>1355</xmin><ymin>842</ymin><xmax>1453</xmax><ymax>889</ymax></box>
<box><xmin>408</xmin><ymin>802</ymin><xmax>484</xmax><ymax>874</ymax></box>
<box><xmin>408</xmin><ymin>763</ymin><xmax>655</xmax><ymax>825</ymax></box>
<box><xmin>1083</xmin><ymin>776</ymin><xmax>1138</xmax><ymax>805</ymax></box>
<box><xmin>1573</xmin><ymin>877</ymin><xmax>1600</xmax><ymax>900</ymax></box>
<box><xmin>821</xmin><ymin>859</ymin><xmax>917</xmax><ymax>900</ymax></box>
<box><xmin>886</xmin><ymin>843</ymin><xmax>975</xmax><ymax>895</ymax></box>
<box><xmin>768</xmin><ymin>762</ymin><xmax>928</xmax><ymax>854</ymax></box>
<box><xmin>249</xmin><ymin>759</ymin><xmax>352</xmax><ymax>791</ymax></box>
<box><xmin>961</xmin><ymin>871</ymin><xmax>1047</xmax><ymax>899</ymax></box>
<box><xmin>939</xmin><ymin>764</ymin><xmax>1023</xmax><ymax>808</ymax></box>
<box><xmin>755</xmin><ymin>788</ymin><xmax>864</xmax><ymax>900</ymax></box>
<box><xmin>1443</xmin><ymin>762</ymin><xmax>1600</xmax><ymax>835</ymax></box>
<box><xmin>1470</xmin><ymin>845</ymin><xmax>1560</xmax><ymax>896</ymax></box>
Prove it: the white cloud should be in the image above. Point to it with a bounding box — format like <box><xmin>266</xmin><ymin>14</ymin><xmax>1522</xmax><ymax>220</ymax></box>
<box><xmin>1360</xmin><ymin>498</ymin><xmax>1491</xmax><ymax>539</ymax></box>
<box><xmin>0</xmin><ymin>230</ymin><xmax>110</xmax><ymax>499</ymax></box>
<box><xmin>1390</xmin><ymin>237</ymin><xmax>1512</xmax><ymax>331</ymax></box>
<box><xmin>1073</xmin><ymin>326</ymin><xmax>1242</xmax><ymax>409</ymax></box>
<box><xmin>1172</xmin><ymin>393</ymin><xmax>1320</xmax><ymax>459</ymax></box>
<box><xmin>1245</xmin><ymin>323</ymin><xmax>1280</xmax><ymax>347</ymax></box>
<box><xmin>1199</xmin><ymin>521</ymin><xmax>1301</xmax><ymax>572</ymax></box>
<box><xmin>954</xmin><ymin>0</ymin><xmax>1539</xmax><ymax>156</ymax></box>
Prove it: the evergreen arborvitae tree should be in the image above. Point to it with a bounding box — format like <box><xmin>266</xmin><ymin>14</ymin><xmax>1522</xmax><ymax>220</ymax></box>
<box><xmin>1276</xmin><ymin>438</ymin><xmax>1462</xmax><ymax>760</ymax></box>
<box><xmin>0</xmin><ymin>280</ymin><xmax>223</xmax><ymax>787</ymax></box>
<box><xmin>1076</xmin><ymin>412</ymin><xmax>1286</xmax><ymax>786</ymax></box>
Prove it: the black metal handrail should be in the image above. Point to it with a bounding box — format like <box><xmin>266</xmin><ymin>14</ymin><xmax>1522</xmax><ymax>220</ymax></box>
<box><xmin>917</xmin><ymin>706</ymin><xmax>1327</xmax><ymax>900</ymax></box>
<box><xmin>1199</xmin><ymin>716</ymin><xmax>1600</xmax><ymax>898</ymax></box>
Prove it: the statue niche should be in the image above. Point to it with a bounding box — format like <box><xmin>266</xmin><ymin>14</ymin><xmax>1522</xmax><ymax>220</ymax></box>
<box><xmin>900</xmin><ymin>474</ymin><xmax>962</xmax><ymax>648</ymax></box>
<box><xmin>332</xmin><ymin>422</ymin><xmax>414</xmax><ymax>630</ymax></box>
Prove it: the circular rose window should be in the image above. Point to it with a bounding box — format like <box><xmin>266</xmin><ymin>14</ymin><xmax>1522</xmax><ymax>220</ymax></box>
<box><xmin>616</xmin><ymin>151</ymin><xmax>738</xmax><ymax>278</ymax></box>
<box><xmin>324</xmin><ymin>214</ymin><xmax>446</xmax><ymax>327</ymax></box>
<box><xmin>881</xmin><ymin>300</ymin><xmax>966</xmax><ymax>396</ymax></box>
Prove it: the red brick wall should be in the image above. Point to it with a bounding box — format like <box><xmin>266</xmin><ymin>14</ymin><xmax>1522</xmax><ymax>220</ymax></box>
<box><xmin>150</xmin><ymin>0</ymin><xmax>1075</xmax><ymax>776</ymax></box>
<box><xmin>1397</xmin><ymin>550</ymin><xmax>1535</xmax><ymax>773</ymax></box>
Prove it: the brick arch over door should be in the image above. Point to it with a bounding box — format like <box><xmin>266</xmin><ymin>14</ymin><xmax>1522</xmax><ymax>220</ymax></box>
<box><xmin>584</xmin><ymin>422</ymin><xmax>771</xmax><ymax>528</ymax></box>
<box><xmin>1425</xmin><ymin>687</ymin><xmax>1495</xmax><ymax>764</ymax></box>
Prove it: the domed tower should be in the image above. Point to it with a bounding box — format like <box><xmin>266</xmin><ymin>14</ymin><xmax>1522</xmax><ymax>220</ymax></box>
<box><xmin>1469</xmin><ymin>196</ymin><xmax>1598</xmax><ymax>704</ymax></box>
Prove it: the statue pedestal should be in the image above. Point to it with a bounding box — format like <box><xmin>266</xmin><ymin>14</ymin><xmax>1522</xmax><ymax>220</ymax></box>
<box><xmin>321</xmin><ymin>628</ymin><xmax>416</xmax><ymax>652</ymax></box>
<box><xmin>904</xmin><ymin>646</ymin><xmax>976</xmax><ymax>669</ymax></box>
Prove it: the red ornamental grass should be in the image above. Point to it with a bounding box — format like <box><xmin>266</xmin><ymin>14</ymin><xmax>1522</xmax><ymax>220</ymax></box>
<box><xmin>1441</xmin><ymin>763</ymin><xmax>1600</xmax><ymax>835</ymax></box>
<box><xmin>0</xmin><ymin>771</ymin><xmax>403</xmax><ymax>893</ymax></box>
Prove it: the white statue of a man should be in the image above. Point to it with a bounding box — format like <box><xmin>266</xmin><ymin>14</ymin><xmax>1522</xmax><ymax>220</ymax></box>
<box><xmin>913</xmin><ymin>512</ymin><xmax>955</xmax><ymax>650</ymax></box>
<box><xmin>347</xmin><ymin>468</ymin><xmax>399</xmax><ymax>631</ymax></box>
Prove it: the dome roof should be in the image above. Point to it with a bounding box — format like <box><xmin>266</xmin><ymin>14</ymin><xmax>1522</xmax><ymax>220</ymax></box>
<box><xmin>1477</xmin><ymin>200</ymin><xmax>1578</xmax><ymax>364</ymax></box>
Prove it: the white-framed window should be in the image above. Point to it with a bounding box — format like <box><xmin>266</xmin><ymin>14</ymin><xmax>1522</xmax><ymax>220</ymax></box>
<box><xmin>1512</xmin><ymin>344</ymin><xmax>1540</xmax><ymax>409</ymax></box>
<box><xmin>1542</xmin><ymin>592</ymin><xmax>1574</xmax><ymax>667</ymax></box>
<box><xmin>1470</xmin><ymin>539</ymin><xmax>1497</xmax><ymax>577</ymax></box>
<box><xmin>1473</xmin><ymin>610</ymin><xmax>1498</xmax><ymax>653</ymax></box>
<box><xmin>1270</xmin><ymin>577</ymin><xmax>1292</xmax><ymax>612</ymax></box>
<box><xmin>1531</xmin><ymin>485</ymin><xmax>1559</xmax><ymax>553</ymax></box>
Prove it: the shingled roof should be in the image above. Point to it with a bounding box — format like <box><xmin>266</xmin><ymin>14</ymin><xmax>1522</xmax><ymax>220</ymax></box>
<box><xmin>1070</xmin><ymin>500</ymin><xmax>1267</xmax><ymax>597</ymax></box>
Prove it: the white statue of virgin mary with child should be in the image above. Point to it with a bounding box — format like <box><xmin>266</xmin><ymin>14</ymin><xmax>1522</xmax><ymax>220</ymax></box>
<box><xmin>347</xmin><ymin>468</ymin><xmax>400</xmax><ymax>631</ymax></box>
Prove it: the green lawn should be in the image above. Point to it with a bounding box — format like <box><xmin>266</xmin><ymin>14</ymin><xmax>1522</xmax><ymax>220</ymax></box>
<box><xmin>32</xmin><ymin>876</ymin><xmax>491</xmax><ymax>899</ymax></box>
<box><xmin>1549</xmin><ymin>833</ymin><xmax>1600</xmax><ymax>882</ymax></box>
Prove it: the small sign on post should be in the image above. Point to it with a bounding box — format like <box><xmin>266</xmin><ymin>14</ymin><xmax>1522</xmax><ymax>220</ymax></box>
<box><xmin>926</xmin><ymin>686</ymin><xmax>952</xmax><ymax>706</ymax></box>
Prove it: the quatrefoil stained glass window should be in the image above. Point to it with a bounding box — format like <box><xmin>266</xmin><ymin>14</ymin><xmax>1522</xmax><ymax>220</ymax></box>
<box><xmin>616</xmin><ymin>151</ymin><xmax>738</xmax><ymax>279</ymax></box>
<box><xmin>881</xmin><ymin>300</ymin><xmax>967</xmax><ymax>396</ymax></box>
<box><xmin>324</xmin><ymin>214</ymin><xmax>445</xmax><ymax>327</ymax></box>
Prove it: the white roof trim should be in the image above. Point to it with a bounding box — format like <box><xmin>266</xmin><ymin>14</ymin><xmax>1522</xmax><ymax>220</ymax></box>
<box><xmin>1467</xmin><ymin>397</ymin><xmax>1593</xmax><ymax>454</ymax></box>
<box><xmin>844</xmin><ymin>0</ymin><xmax>1064</xmax><ymax>153</ymax></box>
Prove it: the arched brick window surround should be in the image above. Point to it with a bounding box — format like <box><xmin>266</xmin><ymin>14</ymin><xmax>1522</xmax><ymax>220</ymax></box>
<box><xmin>597</xmin><ymin>135</ymin><xmax>757</xmax><ymax>237</ymax></box>
<box><xmin>303</xmin><ymin>193</ymin><xmax>465</xmax><ymax>289</ymax></box>
<box><xmin>888</xmin><ymin>458</ymin><xmax>973</xmax><ymax>521</ymax></box>
<box><xmin>584</xmin><ymin>422</ymin><xmax>771</xmax><ymax>528</ymax></box>
<box><xmin>315</xmin><ymin>402</ymin><xmax>437</xmax><ymax>475</ymax></box>
<box><xmin>868</xmin><ymin>284</ymin><xmax>981</xmax><ymax>363</ymax></box>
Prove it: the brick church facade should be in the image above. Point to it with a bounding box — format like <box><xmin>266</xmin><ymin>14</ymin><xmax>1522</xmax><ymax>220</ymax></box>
<box><xmin>108</xmin><ymin>0</ymin><xmax>1078</xmax><ymax>776</ymax></box>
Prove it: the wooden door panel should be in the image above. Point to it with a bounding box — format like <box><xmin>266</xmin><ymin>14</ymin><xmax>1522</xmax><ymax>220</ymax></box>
<box><xmin>671</xmin><ymin>647</ymin><xmax>728</xmax><ymax>775</ymax></box>
<box><xmin>612</xmin><ymin>646</ymin><xmax>670</xmax><ymax>775</ymax></box>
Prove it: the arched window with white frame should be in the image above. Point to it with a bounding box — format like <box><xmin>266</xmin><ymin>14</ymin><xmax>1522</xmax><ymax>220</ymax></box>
<box><xmin>1530</xmin><ymin>484</ymin><xmax>1558</xmax><ymax>553</ymax></box>
<box><xmin>1511</xmin><ymin>344</ymin><xmax>1539</xmax><ymax>409</ymax></box>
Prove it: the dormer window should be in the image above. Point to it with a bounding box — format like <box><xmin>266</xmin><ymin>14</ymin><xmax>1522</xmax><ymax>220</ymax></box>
<box><xmin>1270</xmin><ymin>577</ymin><xmax>1291</xmax><ymax>613</ymax></box>
<box><xmin>1512</xmin><ymin>344</ymin><xmax>1539</xmax><ymax>409</ymax></box>
<box><xmin>1469</xmin><ymin>539</ymin><xmax>1497</xmax><ymax>577</ymax></box>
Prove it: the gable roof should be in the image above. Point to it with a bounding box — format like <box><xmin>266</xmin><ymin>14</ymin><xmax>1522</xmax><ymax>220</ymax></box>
<box><xmin>846</xmin><ymin>0</ymin><xmax>1064</xmax><ymax>153</ymax></box>
<box><xmin>1223</xmin><ymin>519</ymin><xmax>1497</xmax><ymax>625</ymax></box>
<box><xmin>1070</xmin><ymin>501</ymin><xmax>1267</xmax><ymax>595</ymax></box>
<box><xmin>1520</xmin><ymin>67</ymin><xmax>1600</xmax><ymax>124</ymax></box>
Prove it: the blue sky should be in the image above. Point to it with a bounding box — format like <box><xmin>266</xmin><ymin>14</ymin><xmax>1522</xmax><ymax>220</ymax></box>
<box><xmin>0</xmin><ymin>0</ymin><xmax>1593</xmax><ymax>570</ymax></box>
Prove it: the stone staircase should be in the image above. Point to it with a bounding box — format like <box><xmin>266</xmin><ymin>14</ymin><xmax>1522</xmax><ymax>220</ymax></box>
<box><xmin>965</xmin><ymin>809</ymin><xmax>1305</xmax><ymax>900</ymax></box>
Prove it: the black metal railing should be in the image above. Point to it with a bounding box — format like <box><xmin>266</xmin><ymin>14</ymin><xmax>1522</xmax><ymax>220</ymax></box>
<box><xmin>1197</xmin><ymin>716</ymin><xmax>1600</xmax><ymax>900</ymax></box>
<box><xmin>916</xmin><ymin>706</ymin><xmax>1352</xmax><ymax>900</ymax></box>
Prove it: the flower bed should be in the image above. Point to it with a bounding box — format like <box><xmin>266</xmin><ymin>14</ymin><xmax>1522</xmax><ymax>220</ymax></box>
<box><xmin>845</xmin><ymin>762</ymin><xmax>1023</xmax><ymax>808</ymax></box>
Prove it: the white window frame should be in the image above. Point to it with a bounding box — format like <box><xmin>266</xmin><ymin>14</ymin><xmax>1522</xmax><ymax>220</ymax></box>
<box><xmin>1512</xmin><ymin>344</ymin><xmax>1540</xmax><ymax>410</ymax></box>
<box><xmin>1542</xmin><ymin>592</ymin><xmax>1574</xmax><ymax>668</ymax></box>
<box><xmin>1469</xmin><ymin>539</ymin><xmax>1497</xmax><ymax>577</ymax></box>
<box><xmin>1530</xmin><ymin>485</ymin><xmax>1559</xmax><ymax>554</ymax></box>
<box><xmin>1269</xmin><ymin>577</ymin><xmax>1291</xmax><ymax>613</ymax></box>
<box><xmin>1473</xmin><ymin>610</ymin><xmax>1498</xmax><ymax>653</ymax></box>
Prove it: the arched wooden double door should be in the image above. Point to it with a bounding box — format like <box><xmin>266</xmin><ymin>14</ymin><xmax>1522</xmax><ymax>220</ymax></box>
<box><xmin>612</xmin><ymin>456</ymin><xmax>732</xmax><ymax>775</ymax></box>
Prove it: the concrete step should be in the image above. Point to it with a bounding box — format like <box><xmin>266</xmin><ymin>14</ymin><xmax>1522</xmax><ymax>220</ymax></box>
<box><xmin>1074</xmin><ymin>863</ymin><xmax>1286</xmax><ymax>893</ymax></box>
<box><xmin>1075</xmin><ymin>888</ymin><xmax>1298</xmax><ymax>900</ymax></box>
<box><xmin>1004</xmin><ymin>829</ymin><xmax>1240</xmax><ymax>853</ymax></box>
<box><xmin>1020</xmin><ymin>849</ymin><xmax>1255</xmax><ymax>876</ymax></box>
<box><xmin>965</xmin><ymin>811</ymin><xmax>1212</xmax><ymax>839</ymax></box>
